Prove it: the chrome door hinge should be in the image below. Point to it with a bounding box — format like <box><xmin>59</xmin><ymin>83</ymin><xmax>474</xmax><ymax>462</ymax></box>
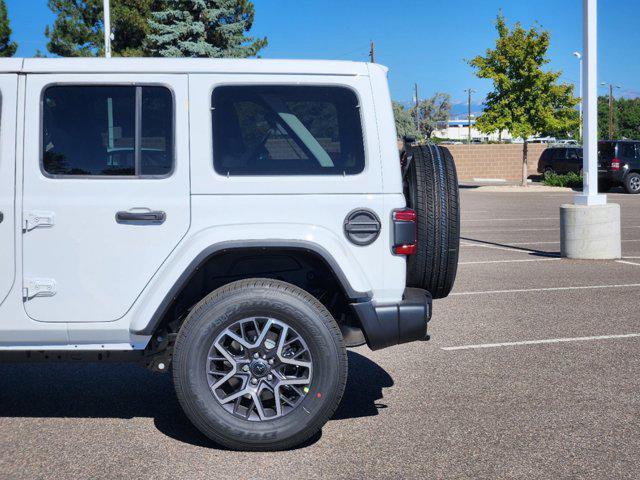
<box><xmin>23</xmin><ymin>211</ymin><xmax>55</xmax><ymax>232</ymax></box>
<box><xmin>23</xmin><ymin>278</ymin><xmax>57</xmax><ymax>301</ymax></box>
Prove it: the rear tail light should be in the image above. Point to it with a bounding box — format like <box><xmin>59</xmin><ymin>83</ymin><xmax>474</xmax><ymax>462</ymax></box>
<box><xmin>392</xmin><ymin>208</ymin><xmax>417</xmax><ymax>255</ymax></box>
<box><xmin>611</xmin><ymin>158</ymin><xmax>621</xmax><ymax>171</ymax></box>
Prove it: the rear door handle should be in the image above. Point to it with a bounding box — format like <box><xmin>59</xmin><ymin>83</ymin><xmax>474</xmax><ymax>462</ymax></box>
<box><xmin>116</xmin><ymin>209</ymin><xmax>166</xmax><ymax>225</ymax></box>
<box><xmin>0</xmin><ymin>211</ymin><xmax>3</xmax><ymax>224</ymax></box>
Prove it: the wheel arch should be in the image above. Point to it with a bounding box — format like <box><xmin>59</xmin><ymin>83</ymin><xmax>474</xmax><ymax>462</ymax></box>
<box><xmin>131</xmin><ymin>240</ymin><xmax>372</xmax><ymax>337</ymax></box>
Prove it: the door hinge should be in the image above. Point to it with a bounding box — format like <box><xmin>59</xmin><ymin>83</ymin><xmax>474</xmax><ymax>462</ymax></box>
<box><xmin>23</xmin><ymin>211</ymin><xmax>55</xmax><ymax>232</ymax></box>
<box><xmin>23</xmin><ymin>278</ymin><xmax>57</xmax><ymax>301</ymax></box>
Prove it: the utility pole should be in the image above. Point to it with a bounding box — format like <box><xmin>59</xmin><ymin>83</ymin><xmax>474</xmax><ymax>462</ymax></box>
<box><xmin>369</xmin><ymin>40</ymin><xmax>375</xmax><ymax>63</ymax></box>
<box><xmin>414</xmin><ymin>83</ymin><xmax>420</xmax><ymax>134</ymax></box>
<box><xmin>609</xmin><ymin>83</ymin><xmax>613</xmax><ymax>140</ymax></box>
<box><xmin>464</xmin><ymin>89</ymin><xmax>476</xmax><ymax>144</ymax></box>
<box><xmin>103</xmin><ymin>0</ymin><xmax>112</xmax><ymax>58</ymax></box>
<box><xmin>601</xmin><ymin>82</ymin><xmax>621</xmax><ymax>140</ymax></box>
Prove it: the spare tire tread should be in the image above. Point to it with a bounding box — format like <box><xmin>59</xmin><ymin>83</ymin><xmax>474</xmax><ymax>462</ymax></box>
<box><xmin>405</xmin><ymin>144</ymin><xmax>460</xmax><ymax>299</ymax></box>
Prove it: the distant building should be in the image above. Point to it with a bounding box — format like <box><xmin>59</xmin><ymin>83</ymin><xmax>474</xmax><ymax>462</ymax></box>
<box><xmin>433</xmin><ymin>117</ymin><xmax>517</xmax><ymax>143</ymax></box>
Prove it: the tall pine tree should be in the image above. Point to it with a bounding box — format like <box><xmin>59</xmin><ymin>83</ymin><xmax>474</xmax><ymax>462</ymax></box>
<box><xmin>0</xmin><ymin>0</ymin><xmax>17</xmax><ymax>57</ymax></box>
<box><xmin>45</xmin><ymin>0</ymin><xmax>160</xmax><ymax>57</ymax></box>
<box><xmin>146</xmin><ymin>0</ymin><xmax>267</xmax><ymax>58</ymax></box>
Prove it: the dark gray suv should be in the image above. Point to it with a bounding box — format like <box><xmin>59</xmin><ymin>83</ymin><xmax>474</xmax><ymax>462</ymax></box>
<box><xmin>598</xmin><ymin>140</ymin><xmax>640</xmax><ymax>194</ymax></box>
<box><xmin>537</xmin><ymin>147</ymin><xmax>583</xmax><ymax>176</ymax></box>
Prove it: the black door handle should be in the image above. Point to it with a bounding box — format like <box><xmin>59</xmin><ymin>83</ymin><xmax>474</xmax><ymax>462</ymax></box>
<box><xmin>0</xmin><ymin>211</ymin><xmax>3</xmax><ymax>224</ymax></box>
<box><xmin>116</xmin><ymin>210</ymin><xmax>166</xmax><ymax>225</ymax></box>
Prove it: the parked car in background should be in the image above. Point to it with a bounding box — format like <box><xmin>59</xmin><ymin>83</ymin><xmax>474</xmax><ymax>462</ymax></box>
<box><xmin>598</xmin><ymin>140</ymin><xmax>640</xmax><ymax>193</ymax></box>
<box><xmin>555</xmin><ymin>139</ymin><xmax>580</xmax><ymax>146</ymax></box>
<box><xmin>529</xmin><ymin>136</ymin><xmax>557</xmax><ymax>144</ymax></box>
<box><xmin>537</xmin><ymin>146</ymin><xmax>583</xmax><ymax>176</ymax></box>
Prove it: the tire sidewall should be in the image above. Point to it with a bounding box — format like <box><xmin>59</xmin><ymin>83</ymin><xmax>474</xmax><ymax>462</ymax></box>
<box><xmin>625</xmin><ymin>173</ymin><xmax>640</xmax><ymax>194</ymax></box>
<box><xmin>173</xmin><ymin>284</ymin><xmax>345</xmax><ymax>449</ymax></box>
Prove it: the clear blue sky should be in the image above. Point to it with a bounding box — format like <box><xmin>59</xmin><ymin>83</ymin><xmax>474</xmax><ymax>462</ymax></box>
<box><xmin>7</xmin><ymin>0</ymin><xmax>640</xmax><ymax>110</ymax></box>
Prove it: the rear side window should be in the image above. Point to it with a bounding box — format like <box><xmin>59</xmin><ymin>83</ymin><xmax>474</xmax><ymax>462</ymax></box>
<box><xmin>599</xmin><ymin>142</ymin><xmax>615</xmax><ymax>161</ymax></box>
<box><xmin>42</xmin><ymin>85</ymin><xmax>174</xmax><ymax>177</ymax></box>
<box><xmin>619</xmin><ymin>143</ymin><xmax>636</xmax><ymax>159</ymax></box>
<box><xmin>568</xmin><ymin>149</ymin><xmax>582</xmax><ymax>160</ymax></box>
<box><xmin>211</xmin><ymin>85</ymin><xmax>365</xmax><ymax>176</ymax></box>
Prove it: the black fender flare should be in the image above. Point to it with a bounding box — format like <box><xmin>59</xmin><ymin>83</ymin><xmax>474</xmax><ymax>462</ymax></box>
<box><xmin>133</xmin><ymin>240</ymin><xmax>372</xmax><ymax>336</ymax></box>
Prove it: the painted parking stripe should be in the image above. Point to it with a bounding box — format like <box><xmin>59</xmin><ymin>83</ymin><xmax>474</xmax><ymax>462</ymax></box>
<box><xmin>451</xmin><ymin>283</ymin><xmax>640</xmax><ymax>296</ymax></box>
<box><xmin>616</xmin><ymin>260</ymin><xmax>640</xmax><ymax>267</ymax></box>
<box><xmin>442</xmin><ymin>333</ymin><xmax>640</xmax><ymax>351</ymax></box>
<box><xmin>462</xmin><ymin>239</ymin><xmax>640</xmax><ymax>247</ymax></box>
<box><xmin>459</xmin><ymin>258</ymin><xmax>562</xmax><ymax>265</ymax></box>
<box><xmin>463</xmin><ymin>226</ymin><xmax>640</xmax><ymax>234</ymax></box>
<box><xmin>462</xmin><ymin>217</ymin><xmax>557</xmax><ymax>222</ymax></box>
<box><xmin>462</xmin><ymin>228</ymin><xmax>559</xmax><ymax>233</ymax></box>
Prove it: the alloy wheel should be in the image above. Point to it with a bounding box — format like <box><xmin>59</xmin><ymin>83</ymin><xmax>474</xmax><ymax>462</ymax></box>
<box><xmin>206</xmin><ymin>317</ymin><xmax>313</xmax><ymax>421</ymax></box>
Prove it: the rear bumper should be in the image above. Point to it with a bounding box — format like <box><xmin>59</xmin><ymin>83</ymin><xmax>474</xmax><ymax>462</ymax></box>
<box><xmin>351</xmin><ymin>288</ymin><xmax>432</xmax><ymax>350</ymax></box>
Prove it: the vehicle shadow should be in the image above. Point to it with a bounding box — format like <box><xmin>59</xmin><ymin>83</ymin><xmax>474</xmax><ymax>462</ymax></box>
<box><xmin>0</xmin><ymin>350</ymin><xmax>393</xmax><ymax>450</ymax></box>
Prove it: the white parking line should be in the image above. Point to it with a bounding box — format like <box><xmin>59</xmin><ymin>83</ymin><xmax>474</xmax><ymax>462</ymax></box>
<box><xmin>462</xmin><ymin>228</ymin><xmax>559</xmax><ymax>233</ymax></box>
<box><xmin>451</xmin><ymin>283</ymin><xmax>640</xmax><ymax>296</ymax></box>
<box><xmin>463</xmin><ymin>226</ymin><xmax>640</xmax><ymax>234</ymax></box>
<box><xmin>459</xmin><ymin>258</ymin><xmax>561</xmax><ymax>265</ymax></box>
<box><xmin>462</xmin><ymin>217</ymin><xmax>557</xmax><ymax>222</ymax></box>
<box><xmin>462</xmin><ymin>239</ymin><xmax>640</xmax><ymax>247</ymax></box>
<box><xmin>616</xmin><ymin>260</ymin><xmax>640</xmax><ymax>267</ymax></box>
<box><xmin>442</xmin><ymin>333</ymin><xmax>640</xmax><ymax>351</ymax></box>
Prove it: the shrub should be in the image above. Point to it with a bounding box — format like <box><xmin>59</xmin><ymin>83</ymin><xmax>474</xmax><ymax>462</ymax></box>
<box><xmin>542</xmin><ymin>171</ymin><xmax>583</xmax><ymax>189</ymax></box>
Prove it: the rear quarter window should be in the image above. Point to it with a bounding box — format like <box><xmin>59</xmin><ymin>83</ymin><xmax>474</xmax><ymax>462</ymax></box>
<box><xmin>211</xmin><ymin>85</ymin><xmax>365</xmax><ymax>176</ymax></box>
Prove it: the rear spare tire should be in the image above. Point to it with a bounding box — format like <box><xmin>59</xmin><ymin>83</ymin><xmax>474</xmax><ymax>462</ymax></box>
<box><xmin>404</xmin><ymin>144</ymin><xmax>460</xmax><ymax>299</ymax></box>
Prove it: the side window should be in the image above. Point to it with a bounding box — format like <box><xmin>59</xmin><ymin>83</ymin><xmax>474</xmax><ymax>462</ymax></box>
<box><xmin>42</xmin><ymin>85</ymin><xmax>174</xmax><ymax>177</ymax></box>
<box><xmin>211</xmin><ymin>85</ymin><xmax>365</xmax><ymax>176</ymax></box>
<box><xmin>619</xmin><ymin>143</ymin><xmax>635</xmax><ymax>159</ymax></box>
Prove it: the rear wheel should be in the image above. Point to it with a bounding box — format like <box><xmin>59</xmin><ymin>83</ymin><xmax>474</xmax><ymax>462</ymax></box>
<box><xmin>624</xmin><ymin>172</ymin><xmax>640</xmax><ymax>194</ymax></box>
<box><xmin>404</xmin><ymin>144</ymin><xmax>460</xmax><ymax>299</ymax></box>
<box><xmin>544</xmin><ymin>166</ymin><xmax>556</xmax><ymax>178</ymax></box>
<box><xmin>173</xmin><ymin>279</ymin><xmax>347</xmax><ymax>451</ymax></box>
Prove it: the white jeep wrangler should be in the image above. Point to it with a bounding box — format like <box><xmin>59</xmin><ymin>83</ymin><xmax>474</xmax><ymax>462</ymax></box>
<box><xmin>0</xmin><ymin>58</ymin><xmax>459</xmax><ymax>451</ymax></box>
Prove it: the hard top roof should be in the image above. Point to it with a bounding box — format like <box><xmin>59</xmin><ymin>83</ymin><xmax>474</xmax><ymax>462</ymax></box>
<box><xmin>0</xmin><ymin>58</ymin><xmax>379</xmax><ymax>76</ymax></box>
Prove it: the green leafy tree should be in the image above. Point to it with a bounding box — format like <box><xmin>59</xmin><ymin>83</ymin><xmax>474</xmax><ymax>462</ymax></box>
<box><xmin>410</xmin><ymin>92</ymin><xmax>451</xmax><ymax>139</ymax></box>
<box><xmin>146</xmin><ymin>0</ymin><xmax>267</xmax><ymax>58</ymax></box>
<box><xmin>392</xmin><ymin>101</ymin><xmax>418</xmax><ymax>139</ymax></box>
<box><xmin>469</xmin><ymin>13</ymin><xmax>579</xmax><ymax>185</ymax></box>
<box><xmin>598</xmin><ymin>96</ymin><xmax>640</xmax><ymax>140</ymax></box>
<box><xmin>0</xmin><ymin>0</ymin><xmax>17</xmax><ymax>57</ymax></box>
<box><xmin>45</xmin><ymin>0</ymin><xmax>160</xmax><ymax>57</ymax></box>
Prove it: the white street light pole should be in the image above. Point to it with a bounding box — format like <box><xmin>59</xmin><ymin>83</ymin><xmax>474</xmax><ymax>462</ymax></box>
<box><xmin>103</xmin><ymin>0</ymin><xmax>112</xmax><ymax>58</ymax></box>
<box><xmin>560</xmin><ymin>0</ymin><xmax>620</xmax><ymax>260</ymax></box>
<box><xmin>573</xmin><ymin>51</ymin><xmax>583</xmax><ymax>141</ymax></box>
<box><xmin>575</xmin><ymin>0</ymin><xmax>605</xmax><ymax>206</ymax></box>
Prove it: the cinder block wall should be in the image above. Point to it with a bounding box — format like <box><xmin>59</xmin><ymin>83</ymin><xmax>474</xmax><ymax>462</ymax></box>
<box><xmin>443</xmin><ymin>144</ymin><xmax>548</xmax><ymax>182</ymax></box>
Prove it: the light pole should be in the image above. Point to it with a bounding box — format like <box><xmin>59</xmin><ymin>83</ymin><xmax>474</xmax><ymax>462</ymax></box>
<box><xmin>600</xmin><ymin>82</ymin><xmax>621</xmax><ymax>140</ymax></box>
<box><xmin>573</xmin><ymin>51</ymin><xmax>583</xmax><ymax>141</ymax></box>
<box><xmin>561</xmin><ymin>0</ymin><xmax>620</xmax><ymax>262</ymax></box>
<box><xmin>103</xmin><ymin>0</ymin><xmax>112</xmax><ymax>58</ymax></box>
<box><xmin>464</xmin><ymin>89</ymin><xmax>476</xmax><ymax>144</ymax></box>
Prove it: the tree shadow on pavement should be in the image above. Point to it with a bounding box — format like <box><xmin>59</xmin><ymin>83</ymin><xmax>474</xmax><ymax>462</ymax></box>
<box><xmin>0</xmin><ymin>350</ymin><xmax>392</xmax><ymax>450</ymax></box>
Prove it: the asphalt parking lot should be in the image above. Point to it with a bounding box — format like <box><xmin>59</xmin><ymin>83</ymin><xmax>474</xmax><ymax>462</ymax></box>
<box><xmin>1</xmin><ymin>187</ymin><xmax>640</xmax><ymax>479</ymax></box>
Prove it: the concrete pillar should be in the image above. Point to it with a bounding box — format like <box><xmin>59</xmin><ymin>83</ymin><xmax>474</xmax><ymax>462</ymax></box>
<box><xmin>560</xmin><ymin>204</ymin><xmax>621</xmax><ymax>259</ymax></box>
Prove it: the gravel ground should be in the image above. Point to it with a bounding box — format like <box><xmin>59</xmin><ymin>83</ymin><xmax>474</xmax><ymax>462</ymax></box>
<box><xmin>1</xmin><ymin>188</ymin><xmax>639</xmax><ymax>479</ymax></box>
